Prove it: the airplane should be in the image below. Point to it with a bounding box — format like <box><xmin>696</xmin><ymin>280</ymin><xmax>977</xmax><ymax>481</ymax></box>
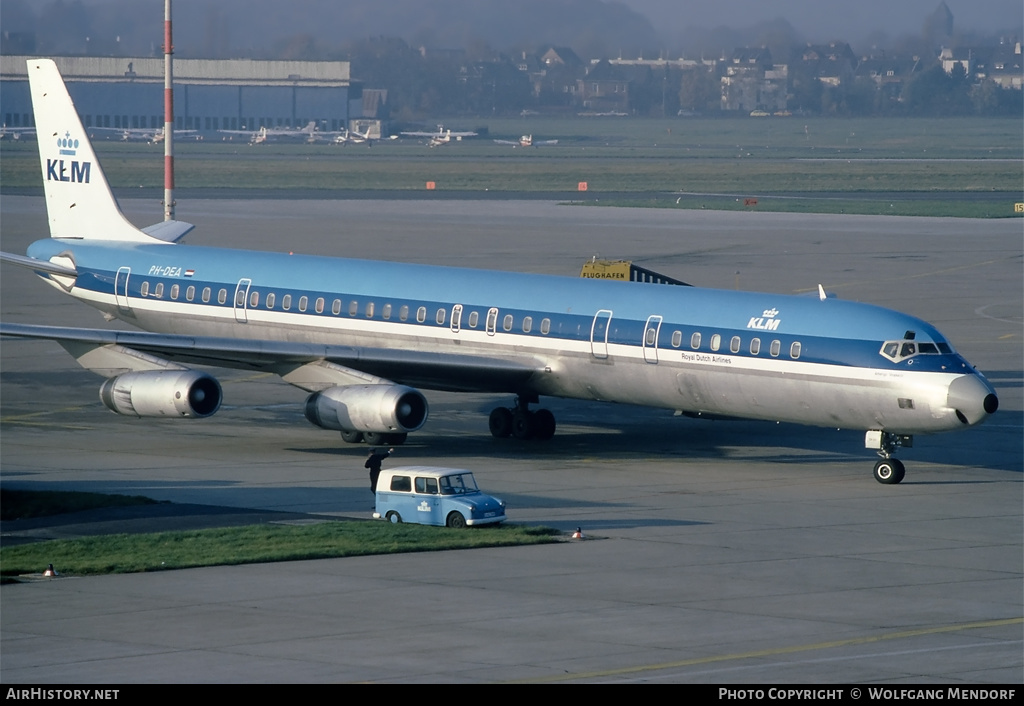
<box><xmin>493</xmin><ymin>135</ymin><xmax>558</xmax><ymax>147</ymax></box>
<box><xmin>329</xmin><ymin>127</ymin><xmax>384</xmax><ymax>146</ymax></box>
<box><xmin>0</xmin><ymin>124</ymin><xmax>36</xmax><ymax>140</ymax></box>
<box><xmin>0</xmin><ymin>60</ymin><xmax>1001</xmax><ymax>486</ymax></box>
<box><xmin>218</xmin><ymin>122</ymin><xmax>320</xmax><ymax>145</ymax></box>
<box><xmin>401</xmin><ymin>125</ymin><xmax>477</xmax><ymax>147</ymax></box>
<box><xmin>90</xmin><ymin>127</ymin><xmax>199</xmax><ymax>144</ymax></box>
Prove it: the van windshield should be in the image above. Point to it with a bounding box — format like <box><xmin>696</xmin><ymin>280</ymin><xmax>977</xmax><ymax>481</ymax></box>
<box><xmin>439</xmin><ymin>473</ymin><xmax>479</xmax><ymax>495</ymax></box>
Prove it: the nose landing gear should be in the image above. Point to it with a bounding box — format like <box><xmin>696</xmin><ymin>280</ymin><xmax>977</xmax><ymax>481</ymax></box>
<box><xmin>866</xmin><ymin>430</ymin><xmax>912</xmax><ymax>484</ymax></box>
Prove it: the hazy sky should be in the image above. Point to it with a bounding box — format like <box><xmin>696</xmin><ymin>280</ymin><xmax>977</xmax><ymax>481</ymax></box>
<box><xmin>622</xmin><ymin>0</ymin><xmax>1022</xmax><ymax>40</ymax></box>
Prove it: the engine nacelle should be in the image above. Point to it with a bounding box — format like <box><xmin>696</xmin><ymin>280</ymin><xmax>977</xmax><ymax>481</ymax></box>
<box><xmin>304</xmin><ymin>384</ymin><xmax>428</xmax><ymax>433</ymax></box>
<box><xmin>99</xmin><ymin>371</ymin><xmax>222</xmax><ymax>418</ymax></box>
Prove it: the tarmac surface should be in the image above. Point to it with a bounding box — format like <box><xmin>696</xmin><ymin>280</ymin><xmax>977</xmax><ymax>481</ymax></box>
<box><xmin>1</xmin><ymin>197</ymin><xmax>1021</xmax><ymax>683</ymax></box>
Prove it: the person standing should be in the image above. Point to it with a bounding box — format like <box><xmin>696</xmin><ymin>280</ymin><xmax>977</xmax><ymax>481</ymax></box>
<box><xmin>365</xmin><ymin>447</ymin><xmax>394</xmax><ymax>493</ymax></box>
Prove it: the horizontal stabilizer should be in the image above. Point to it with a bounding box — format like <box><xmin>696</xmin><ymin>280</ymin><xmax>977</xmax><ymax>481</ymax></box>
<box><xmin>141</xmin><ymin>220</ymin><xmax>196</xmax><ymax>243</ymax></box>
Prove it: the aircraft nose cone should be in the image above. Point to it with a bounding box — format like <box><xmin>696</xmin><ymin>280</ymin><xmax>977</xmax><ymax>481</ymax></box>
<box><xmin>947</xmin><ymin>374</ymin><xmax>998</xmax><ymax>426</ymax></box>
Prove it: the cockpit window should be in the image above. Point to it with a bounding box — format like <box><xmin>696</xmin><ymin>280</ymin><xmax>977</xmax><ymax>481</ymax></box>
<box><xmin>880</xmin><ymin>338</ymin><xmax>952</xmax><ymax>363</ymax></box>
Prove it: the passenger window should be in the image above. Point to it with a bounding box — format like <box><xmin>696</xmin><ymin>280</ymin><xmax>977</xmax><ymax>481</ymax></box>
<box><xmin>671</xmin><ymin>330</ymin><xmax>682</xmax><ymax>348</ymax></box>
<box><xmin>790</xmin><ymin>342</ymin><xmax>802</xmax><ymax>359</ymax></box>
<box><xmin>399</xmin><ymin>305</ymin><xmax>409</xmax><ymax>321</ymax></box>
<box><xmin>332</xmin><ymin>299</ymin><xmax>341</xmax><ymax>315</ymax></box>
<box><xmin>415</xmin><ymin>477</ymin><xmax>438</xmax><ymax>494</ymax></box>
<box><xmin>218</xmin><ymin>288</ymin><xmax>227</xmax><ymax>304</ymax></box>
<box><xmin>154</xmin><ymin>283</ymin><xmax>164</xmax><ymax>298</ymax></box>
<box><xmin>710</xmin><ymin>333</ymin><xmax>721</xmax><ymax>351</ymax></box>
<box><xmin>170</xmin><ymin>284</ymin><xmax>179</xmax><ymax>300</ymax></box>
<box><xmin>186</xmin><ymin>285</ymin><xmax>195</xmax><ymax>302</ymax></box>
<box><xmin>523</xmin><ymin>316</ymin><xmax>533</xmax><ymax>333</ymax></box>
<box><xmin>383</xmin><ymin>303</ymin><xmax>392</xmax><ymax>320</ymax></box>
<box><xmin>282</xmin><ymin>294</ymin><xmax>292</xmax><ymax>311</ymax></box>
<box><xmin>770</xmin><ymin>339</ymin><xmax>781</xmax><ymax>357</ymax></box>
<box><xmin>349</xmin><ymin>301</ymin><xmax>358</xmax><ymax>316</ymax></box>
<box><xmin>366</xmin><ymin>302</ymin><xmax>374</xmax><ymax>318</ymax></box>
<box><xmin>416</xmin><ymin>306</ymin><xmax>426</xmax><ymax>323</ymax></box>
<box><xmin>541</xmin><ymin>318</ymin><xmax>551</xmax><ymax>335</ymax></box>
<box><xmin>202</xmin><ymin>287</ymin><xmax>211</xmax><ymax>303</ymax></box>
<box><xmin>250</xmin><ymin>291</ymin><xmax>260</xmax><ymax>308</ymax></box>
<box><xmin>468</xmin><ymin>311</ymin><xmax>479</xmax><ymax>328</ymax></box>
<box><xmin>390</xmin><ymin>476</ymin><xmax>412</xmax><ymax>492</ymax></box>
<box><xmin>486</xmin><ymin>308</ymin><xmax>498</xmax><ymax>334</ymax></box>
<box><xmin>645</xmin><ymin>327</ymin><xmax>657</xmax><ymax>345</ymax></box>
<box><xmin>315</xmin><ymin>297</ymin><xmax>324</xmax><ymax>314</ymax></box>
<box><xmin>503</xmin><ymin>314</ymin><xmax>513</xmax><ymax>331</ymax></box>
<box><xmin>298</xmin><ymin>295</ymin><xmax>308</xmax><ymax>312</ymax></box>
<box><xmin>266</xmin><ymin>292</ymin><xmax>275</xmax><ymax>309</ymax></box>
<box><xmin>435</xmin><ymin>308</ymin><xmax>446</xmax><ymax>325</ymax></box>
<box><xmin>140</xmin><ymin>281</ymin><xmax>150</xmax><ymax>297</ymax></box>
<box><xmin>750</xmin><ymin>338</ymin><xmax>760</xmax><ymax>355</ymax></box>
<box><xmin>730</xmin><ymin>336</ymin><xmax>740</xmax><ymax>353</ymax></box>
<box><xmin>691</xmin><ymin>332</ymin><xmax>701</xmax><ymax>349</ymax></box>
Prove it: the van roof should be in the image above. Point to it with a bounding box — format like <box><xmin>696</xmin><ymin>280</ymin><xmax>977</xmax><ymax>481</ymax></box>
<box><xmin>380</xmin><ymin>466</ymin><xmax>471</xmax><ymax>479</ymax></box>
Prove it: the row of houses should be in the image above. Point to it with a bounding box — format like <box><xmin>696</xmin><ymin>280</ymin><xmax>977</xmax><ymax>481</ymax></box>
<box><xmin>494</xmin><ymin>40</ymin><xmax>1022</xmax><ymax>115</ymax></box>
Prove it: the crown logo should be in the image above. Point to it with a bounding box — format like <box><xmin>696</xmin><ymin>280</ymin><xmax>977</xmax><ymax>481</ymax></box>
<box><xmin>58</xmin><ymin>131</ymin><xmax>79</xmax><ymax>156</ymax></box>
<box><xmin>763</xmin><ymin>308</ymin><xmax>779</xmax><ymax>318</ymax></box>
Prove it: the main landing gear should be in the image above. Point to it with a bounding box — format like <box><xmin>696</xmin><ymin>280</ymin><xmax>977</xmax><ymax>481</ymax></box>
<box><xmin>339</xmin><ymin>430</ymin><xmax>408</xmax><ymax>445</ymax></box>
<box><xmin>866</xmin><ymin>430</ymin><xmax>911</xmax><ymax>485</ymax></box>
<box><xmin>489</xmin><ymin>396</ymin><xmax>556</xmax><ymax>440</ymax></box>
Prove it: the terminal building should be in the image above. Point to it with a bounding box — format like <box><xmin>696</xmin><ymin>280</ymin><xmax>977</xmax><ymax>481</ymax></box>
<box><xmin>0</xmin><ymin>56</ymin><xmax>360</xmax><ymax>134</ymax></box>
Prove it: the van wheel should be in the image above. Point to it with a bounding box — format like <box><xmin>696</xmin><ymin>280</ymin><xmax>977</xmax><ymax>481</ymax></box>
<box><xmin>386</xmin><ymin>511</ymin><xmax>402</xmax><ymax>524</ymax></box>
<box><xmin>446</xmin><ymin>511</ymin><xmax>466</xmax><ymax>529</ymax></box>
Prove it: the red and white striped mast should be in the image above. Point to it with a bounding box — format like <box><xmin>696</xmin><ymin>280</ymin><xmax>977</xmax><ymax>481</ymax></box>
<box><xmin>162</xmin><ymin>0</ymin><xmax>175</xmax><ymax>221</ymax></box>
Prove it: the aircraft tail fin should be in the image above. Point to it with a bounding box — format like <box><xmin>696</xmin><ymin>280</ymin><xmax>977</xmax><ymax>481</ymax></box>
<box><xmin>28</xmin><ymin>59</ymin><xmax>161</xmax><ymax>243</ymax></box>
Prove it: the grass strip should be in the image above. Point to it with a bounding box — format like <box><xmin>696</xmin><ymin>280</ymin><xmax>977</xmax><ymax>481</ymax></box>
<box><xmin>581</xmin><ymin>195</ymin><xmax>1022</xmax><ymax>219</ymax></box>
<box><xmin>0</xmin><ymin>521</ymin><xmax>561</xmax><ymax>578</ymax></box>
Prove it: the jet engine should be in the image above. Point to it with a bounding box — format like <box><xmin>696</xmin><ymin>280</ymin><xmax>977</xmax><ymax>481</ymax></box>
<box><xmin>99</xmin><ymin>370</ymin><xmax>222</xmax><ymax>418</ymax></box>
<box><xmin>304</xmin><ymin>384</ymin><xmax>428</xmax><ymax>433</ymax></box>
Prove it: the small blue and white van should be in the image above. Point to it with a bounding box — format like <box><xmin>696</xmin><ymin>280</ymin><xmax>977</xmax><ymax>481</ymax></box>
<box><xmin>373</xmin><ymin>466</ymin><xmax>506</xmax><ymax>528</ymax></box>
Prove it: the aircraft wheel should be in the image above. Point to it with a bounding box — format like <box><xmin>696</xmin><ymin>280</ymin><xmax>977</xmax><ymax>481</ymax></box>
<box><xmin>873</xmin><ymin>459</ymin><xmax>905</xmax><ymax>485</ymax></box>
<box><xmin>511</xmin><ymin>410</ymin><xmax>535</xmax><ymax>440</ymax></box>
<box><xmin>340</xmin><ymin>430</ymin><xmax>364</xmax><ymax>444</ymax></box>
<box><xmin>386</xmin><ymin>511</ymin><xmax>402</xmax><ymax>524</ymax></box>
<box><xmin>534</xmin><ymin>408</ymin><xmax>556</xmax><ymax>440</ymax></box>
<box><xmin>489</xmin><ymin>407</ymin><xmax>513</xmax><ymax>438</ymax></box>
<box><xmin>364</xmin><ymin>431</ymin><xmax>388</xmax><ymax>445</ymax></box>
<box><xmin>384</xmin><ymin>433</ymin><xmax>407</xmax><ymax>445</ymax></box>
<box><xmin>446</xmin><ymin>511</ymin><xmax>467</xmax><ymax>529</ymax></box>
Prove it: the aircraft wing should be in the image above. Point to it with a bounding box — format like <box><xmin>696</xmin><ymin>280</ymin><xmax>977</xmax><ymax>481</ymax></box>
<box><xmin>0</xmin><ymin>322</ymin><xmax>541</xmax><ymax>394</ymax></box>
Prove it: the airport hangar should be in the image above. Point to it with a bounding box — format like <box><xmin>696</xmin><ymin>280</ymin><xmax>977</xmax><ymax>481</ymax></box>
<box><xmin>0</xmin><ymin>55</ymin><xmax>362</xmax><ymax>136</ymax></box>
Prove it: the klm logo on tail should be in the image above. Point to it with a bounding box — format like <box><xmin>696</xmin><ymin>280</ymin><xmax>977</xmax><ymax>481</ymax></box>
<box><xmin>47</xmin><ymin>131</ymin><xmax>90</xmax><ymax>183</ymax></box>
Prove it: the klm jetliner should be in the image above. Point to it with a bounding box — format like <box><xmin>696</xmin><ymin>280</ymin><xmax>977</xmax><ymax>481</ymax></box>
<box><xmin>0</xmin><ymin>60</ymin><xmax>999</xmax><ymax>484</ymax></box>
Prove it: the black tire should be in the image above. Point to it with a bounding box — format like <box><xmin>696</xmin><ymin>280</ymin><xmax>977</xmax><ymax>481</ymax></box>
<box><xmin>340</xmin><ymin>430</ymin><xmax>364</xmax><ymax>444</ymax></box>
<box><xmin>384</xmin><ymin>432</ymin><xmax>408</xmax><ymax>445</ymax></box>
<box><xmin>446</xmin><ymin>511</ymin><xmax>466</xmax><ymax>529</ymax></box>
<box><xmin>511</xmin><ymin>410</ymin><xmax>535</xmax><ymax>440</ymax></box>
<box><xmin>489</xmin><ymin>407</ymin><xmax>513</xmax><ymax>438</ymax></box>
<box><xmin>873</xmin><ymin>459</ymin><xmax>906</xmax><ymax>485</ymax></box>
<box><xmin>364</xmin><ymin>431</ymin><xmax>387</xmax><ymax>445</ymax></box>
<box><xmin>386</xmin><ymin>511</ymin><xmax>402</xmax><ymax>524</ymax></box>
<box><xmin>534</xmin><ymin>408</ymin><xmax>556</xmax><ymax>440</ymax></box>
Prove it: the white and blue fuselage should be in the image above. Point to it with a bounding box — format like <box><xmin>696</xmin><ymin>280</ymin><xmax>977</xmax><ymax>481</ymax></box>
<box><xmin>25</xmin><ymin>236</ymin><xmax>996</xmax><ymax>435</ymax></box>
